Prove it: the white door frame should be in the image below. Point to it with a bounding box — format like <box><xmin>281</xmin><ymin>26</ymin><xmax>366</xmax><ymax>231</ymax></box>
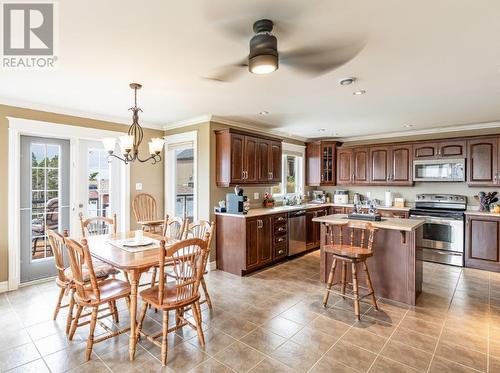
<box><xmin>7</xmin><ymin>117</ymin><xmax>130</xmax><ymax>290</ymax></box>
<box><xmin>164</xmin><ymin>130</ymin><xmax>198</xmax><ymax>220</ymax></box>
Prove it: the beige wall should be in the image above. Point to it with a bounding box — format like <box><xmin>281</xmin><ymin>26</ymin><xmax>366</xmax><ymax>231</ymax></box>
<box><xmin>0</xmin><ymin>104</ymin><xmax>164</xmax><ymax>282</ymax></box>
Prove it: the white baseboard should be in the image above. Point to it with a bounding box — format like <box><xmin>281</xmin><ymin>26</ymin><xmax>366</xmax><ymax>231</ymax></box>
<box><xmin>0</xmin><ymin>281</ymin><xmax>9</xmax><ymax>294</ymax></box>
<box><xmin>209</xmin><ymin>261</ymin><xmax>217</xmax><ymax>271</ymax></box>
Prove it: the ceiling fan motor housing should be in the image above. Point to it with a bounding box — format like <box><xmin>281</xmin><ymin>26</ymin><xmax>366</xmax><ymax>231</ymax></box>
<box><xmin>248</xmin><ymin>23</ymin><xmax>279</xmax><ymax>74</ymax></box>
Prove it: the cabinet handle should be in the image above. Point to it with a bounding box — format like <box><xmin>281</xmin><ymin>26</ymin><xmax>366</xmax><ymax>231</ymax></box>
<box><xmin>278</xmin><ymin>227</ymin><xmax>286</xmax><ymax>232</ymax></box>
<box><xmin>321</xmin><ymin>174</ymin><xmax>324</xmax><ymax>182</ymax></box>
<box><xmin>257</xmin><ymin>219</ymin><xmax>262</xmax><ymax>229</ymax></box>
<box><xmin>277</xmin><ymin>217</ymin><xmax>285</xmax><ymax>222</ymax></box>
<box><xmin>278</xmin><ymin>249</ymin><xmax>284</xmax><ymax>255</ymax></box>
<box><xmin>270</xmin><ymin>171</ymin><xmax>273</xmax><ymax>179</ymax></box>
<box><xmin>495</xmin><ymin>174</ymin><xmax>498</xmax><ymax>183</ymax></box>
<box><xmin>277</xmin><ymin>237</ymin><xmax>285</xmax><ymax>242</ymax></box>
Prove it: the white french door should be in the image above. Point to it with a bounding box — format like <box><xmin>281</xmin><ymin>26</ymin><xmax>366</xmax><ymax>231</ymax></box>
<box><xmin>9</xmin><ymin>118</ymin><xmax>130</xmax><ymax>287</ymax></box>
<box><xmin>75</xmin><ymin>140</ymin><xmax>125</xmax><ymax>233</ymax></box>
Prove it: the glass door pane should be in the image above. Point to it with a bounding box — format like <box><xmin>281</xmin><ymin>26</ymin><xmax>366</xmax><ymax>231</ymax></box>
<box><xmin>20</xmin><ymin>136</ymin><xmax>70</xmax><ymax>283</ymax></box>
<box><xmin>174</xmin><ymin>146</ymin><xmax>194</xmax><ymax>221</ymax></box>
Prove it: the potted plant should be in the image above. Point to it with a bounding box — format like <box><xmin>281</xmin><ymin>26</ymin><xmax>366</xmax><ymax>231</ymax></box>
<box><xmin>263</xmin><ymin>192</ymin><xmax>275</xmax><ymax>208</ymax></box>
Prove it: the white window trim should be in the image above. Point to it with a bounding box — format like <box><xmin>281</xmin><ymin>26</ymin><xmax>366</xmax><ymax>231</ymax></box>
<box><xmin>164</xmin><ymin>130</ymin><xmax>198</xmax><ymax>221</ymax></box>
<box><xmin>7</xmin><ymin>117</ymin><xmax>130</xmax><ymax>291</ymax></box>
<box><xmin>274</xmin><ymin>142</ymin><xmax>306</xmax><ymax>198</ymax></box>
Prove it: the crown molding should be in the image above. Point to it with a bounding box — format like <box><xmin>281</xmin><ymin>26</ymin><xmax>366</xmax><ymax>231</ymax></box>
<box><xmin>0</xmin><ymin>97</ymin><xmax>163</xmax><ymax>130</ymax></box>
<box><xmin>210</xmin><ymin>115</ymin><xmax>309</xmax><ymax>142</ymax></box>
<box><xmin>163</xmin><ymin>115</ymin><xmax>212</xmax><ymax>130</ymax></box>
<box><xmin>335</xmin><ymin>121</ymin><xmax>500</xmax><ymax>143</ymax></box>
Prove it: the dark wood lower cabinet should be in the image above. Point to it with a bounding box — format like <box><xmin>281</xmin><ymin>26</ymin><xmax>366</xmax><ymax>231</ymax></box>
<box><xmin>216</xmin><ymin>212</ymin><xmax>288</xmax><ymax>275</ymax></box>
<box><xmin>306</xmin><ymin>208</ymin><xmax>329</xmax><ymax>249</ymax></box>
<box><xmin>465</xmin><ymin>215</ymin><xmax>500</xmax><ymax>272</ymax></box>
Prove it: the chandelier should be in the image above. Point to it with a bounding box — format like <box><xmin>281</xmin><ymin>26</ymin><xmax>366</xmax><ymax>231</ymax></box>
<box><xmin>102</xmin><ymin>83</ymin><xmax>164</xmax><ymax>164</ymax></box>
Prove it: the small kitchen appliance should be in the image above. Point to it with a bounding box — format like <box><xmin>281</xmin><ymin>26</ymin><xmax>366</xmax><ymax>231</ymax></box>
<box><xmin>409</xmin><ymin>193</ymin><xmax>467</xmax><ymax>267</ymax></box>
<box><xmin>311</xmin><ymin>190</ymin><xmax>326</xmax><ymax>204</ymax></box>
<box><xmin>333</xmin><ymin>190</ymin><xmax>349</xmax><ymax>204</ymax></box>
<box><xmin>226</xmin><ymin>185</ymin><xmax>248</xmax><ymax>214</ymax></box>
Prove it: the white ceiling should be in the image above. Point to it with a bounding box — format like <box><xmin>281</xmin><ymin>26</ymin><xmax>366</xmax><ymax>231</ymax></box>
<box><xmin>2</xmin><ymin>0</ymin><xmax>500</xmax><ymax>139</ymax></box>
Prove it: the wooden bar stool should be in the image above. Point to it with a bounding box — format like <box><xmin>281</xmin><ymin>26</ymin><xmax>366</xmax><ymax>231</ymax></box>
<box><xmin>322</xmin><ymin>221</ymin><xmax>379</xmax><ymax>320</ymax></box>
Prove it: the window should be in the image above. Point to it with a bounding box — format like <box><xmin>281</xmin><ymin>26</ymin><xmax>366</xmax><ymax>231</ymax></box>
<box><xmin>87</xmin><ymin>148</ymin><xmax>110</xmax><ymax>218</ymax></box>
<box><xmin>271</xmin><ymin>143</ymin><xmax>305</xmax><ymax>197</ymax></box>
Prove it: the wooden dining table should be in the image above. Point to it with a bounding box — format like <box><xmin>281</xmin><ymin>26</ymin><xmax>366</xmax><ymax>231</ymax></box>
<box><xmin>85</xmin><ymin>231</ymin><xmax>178</xmax><ymax>361</ymax></box>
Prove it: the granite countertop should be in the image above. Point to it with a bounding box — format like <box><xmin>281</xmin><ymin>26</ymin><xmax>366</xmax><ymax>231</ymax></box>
<box><xmin>464</xmin><ymin>210</ymin><xmax>500</xmax><ymax>217</ymax></box>
<box><xmin>312</xmin><ymin>214</ymin><xmax>425</xmax><ymax>232</ymax></box>
<box><xmin>215</xmin><ymin>203</ymin><xmax>411</xmax><ymax>219</ymax></box>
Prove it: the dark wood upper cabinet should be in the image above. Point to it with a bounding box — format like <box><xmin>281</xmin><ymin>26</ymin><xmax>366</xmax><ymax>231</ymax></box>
<box><xmin>390</xmin><ymin>144</ymin><xmax>412</xmax><ymax>185</ymax></box>
<box><xmin>306</xmin><ymin>141</ymin><xmax>321</xmax><ymax>185</ymax></box>
<box><xmin>465</xmin><ymin>215</ymin><xmax>500</xmax><ymax>272</ymax></box>
<box><xmin>306</xmin><ymin>141</ymin><xmax>338</xmax><ymax>186</ymax></box>
<box><xmin>467</xmin><ymin>138</ymin><xmax>498</xmax><ymax>186</ymax></box>
<box><xmin>215</xmin><ymin>129</ymin><xmax>282</xmax><ymax>187</ymax></box>
<box><xmin>370</xmin><ymin>146</ymin><xmax>389</xmax><ymax>183</ymax></box>
<box><xmin>244</xmin><ymin>136</ymin><xmax>259</xmax><ymax>183</ymax></box>
<box><xmin>353</xmin><ymin>147</ymin><xmax>369</xmax><ymax>183</ymax></box>
<box><xmin>270</xmin><ymin>141</ymin><xmax>282</xmax><ymax>183</ymax></box>
<box><xmin>414</xmin><ymin>140</ymin><xmax>466</xmax><ymax>159</ymax></box>
<box><xmin>336</xmin><ymin>148</ymin><xmax>353</xmax><ymax>185</ymax></box>
<box><xmin>257</xmin><ymin>139</ymin><xmax>271</xmax><ymax>183</ymax></box>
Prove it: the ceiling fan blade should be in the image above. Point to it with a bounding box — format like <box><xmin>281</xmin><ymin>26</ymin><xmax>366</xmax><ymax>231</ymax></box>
<box><xmin>281</xmin><ymin>39</ymin><xmax>366</xmax><ymax>76</ymax></box>
<box><xmin>202</xmin><ymin>61</ymin><xmax>248</xmax><ymax>83</ymax></box>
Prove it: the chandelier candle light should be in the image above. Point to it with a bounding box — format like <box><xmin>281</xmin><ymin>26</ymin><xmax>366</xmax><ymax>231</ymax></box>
<box><xmin>102</xmin><ymin>83</ymin><xmax>164</xmax><ymax>164</ymax></box>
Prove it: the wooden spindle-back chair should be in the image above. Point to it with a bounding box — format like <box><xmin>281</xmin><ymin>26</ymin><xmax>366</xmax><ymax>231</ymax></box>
<box><xmin>163</xmin><ymin>216</ymin><xmax>187</xmax><ymax>239</ymax></box>
<box><xmin>47</xmin><ymin>229</ymin><xmax>71</xmax><ymax>322</ymax></box>
<box><xmin>79</xmin><ymin>213</ymin><xmax>117</xmax><ymax>237</ymax></box>
<box><xmin>135</xmin><ymin>238</ymin><xmax>208</xmax><ymax>366</ymax></box>
<box><xmin>322</xmin><ymin>221</ymin><xmax>378</xmax><ymax>320</ymax></box>
<box><xmin>65</xmin><ymin>238</ymin><xmax>131</xmax><ymax>361</ymax></box>
<box><xmin>133</xmin><ymin>193</ymin><xmax>159</xmax><ymax>228</ymax></box>
<box><xmin>184</xmin><ymin>220</ymin><xmax>215</xmax><ymax>308</ymax></box>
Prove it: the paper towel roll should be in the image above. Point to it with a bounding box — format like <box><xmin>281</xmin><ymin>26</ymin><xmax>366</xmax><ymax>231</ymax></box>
<box><xmin>384</xmin><ymin>190</ymin><xmax>393</xmax><ymax>207</ymax></box>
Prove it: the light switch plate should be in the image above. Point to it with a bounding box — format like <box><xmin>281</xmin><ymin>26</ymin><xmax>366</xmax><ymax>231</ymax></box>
<box><xmin>135</xmin><ymin>183</ymin><xmax>143</xmax><ymax>191</ymax></box>
<box><xmin>254</xmin><ymin>192</ymin><xmax>260</xmax><ymax>200</ymax></box>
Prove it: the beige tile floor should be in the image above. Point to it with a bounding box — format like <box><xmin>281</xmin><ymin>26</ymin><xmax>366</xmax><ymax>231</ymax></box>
<box><xmin>1</xmin><ymin>251</ymin><xmax>500</xmax><ymax>372</ymax></box>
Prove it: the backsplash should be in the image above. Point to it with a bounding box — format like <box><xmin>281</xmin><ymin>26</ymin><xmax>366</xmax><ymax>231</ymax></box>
<box><xmin>322</xmin><ymin>183</ymin><xmax>499</xmax><ymax>207</ymax></box>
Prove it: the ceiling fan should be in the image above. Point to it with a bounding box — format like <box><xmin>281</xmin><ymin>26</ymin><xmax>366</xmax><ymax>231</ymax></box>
<box><xmin>204</xmin><ymin>18</ymin><xmax>365</xmax><ymax>82</ymax></box>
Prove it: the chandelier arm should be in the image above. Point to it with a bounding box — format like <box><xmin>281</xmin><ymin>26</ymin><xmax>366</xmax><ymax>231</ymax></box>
<box><xmin>107</xmin><ymin>152</ymin><xmax>130</xmax><ymax>164</ymax></box>
<box><xmin>135</xmin><ymin>153</ymin><xmax>162</xmax><ymax>165</ymax></box>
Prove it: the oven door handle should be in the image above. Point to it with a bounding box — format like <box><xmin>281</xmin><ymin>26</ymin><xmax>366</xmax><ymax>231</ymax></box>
<box><xmin>410</xmin><ymin>215</ymin><xmax>462</xmax><ymax>223</ymax></box>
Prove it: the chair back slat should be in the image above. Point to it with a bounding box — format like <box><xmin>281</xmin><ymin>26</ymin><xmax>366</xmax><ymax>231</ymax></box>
<box><xmin>80</xmin><ymin>213</ymin><xmax>116</xmax><ymax>237</ymax></box>
<box><xmin>65</xmin><ymin>238</ymin><xmax>101</xmax><ymax>302</ymax></box>
<box><xmin>133</xmin><ymin>193</ymin><xmax>158</xmax><ymax>222</ymax></box>
<box><xmin>163</xmin><ymin>216</ymin><xmax>187</xmax><ymax>240</ymax></box>
<box><xmin>186</xmin><ymin>220</ymin><xmax>215</xmax><ymax>269</ymax></box>
<box><xmin>328</xmin><ymin>221</ymin><xmax>377</xmax><ymax>252</ymax></box>
<box><xmin>47</xmin><ymin>229</ymin><xmax>69</xmax><ymax>283</ymax></box>
<box><xmin>157</xmin><ymin>238</ymin><xmax>208</xmax><ymax>306</ymax></box>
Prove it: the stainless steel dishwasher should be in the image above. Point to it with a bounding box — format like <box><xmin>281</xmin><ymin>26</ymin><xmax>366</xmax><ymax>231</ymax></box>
<box><xmin>288</xmin><ymin>210</ymin><xmax>307</xmax><ymax>256</ymax></box>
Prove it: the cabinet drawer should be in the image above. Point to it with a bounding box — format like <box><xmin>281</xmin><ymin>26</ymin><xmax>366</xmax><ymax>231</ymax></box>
<box><xmin>274</xmin><ymin>235</ymin><xmax>287</xmax><ymax>246</ymax></box>
<box><xmin>272</xmin><ymin>214</ymin><xmax>287</xmax><ymax>224</ymax></box>
<box><xmin>274</xmin><ymin>223</ymin><xmax>287</xmax><ymax>235</ymax></box>
<box><xmin>274</xmin><ymin>244</ymin><xmax>287</xmax><ymax>258</ymax></box>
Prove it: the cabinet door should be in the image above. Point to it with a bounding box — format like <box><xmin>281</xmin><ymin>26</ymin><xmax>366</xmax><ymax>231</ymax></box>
<box><xmin>337</xmin><ymin>149</ymin><xmax>352</xmax><ymax>184</ymax></box>
<box><xmin>390</xmin><ymin>144</ymin><xmax>412</xmax><ymax>185</ymax></box>
<box><xmin>306</xmin><ymin>211</ymin><xmax>316</xmax><ymax>248</ymax></box>
<box><xmin>314</xmin><ymin>209</ymin><xmax>327</xmax><ymax>246</ymax></box>
<box><xmin>230</xmin><ymin>134</ymin><xmax>245</xmax><ymax>184</ymax></box>
<box><xmin>469</xmin><ymin>219</ymin><xmax>499</xmax><ymax>262</ymax></box>
<box><xmin>246</xmin><ymin>219</ymin><xmax>259</xmax><ymax>268</ymax></box>
<box><xmin>270</xmin><ymin>141</ymin><xmax>282</xmax><ymax>183</ymax></box>
<box><xmin>439</xmin><ymin>140</ymin><xmax>466</xmax><ymax>158</ymax></box>
<box><xmin>258</xmin><ymin>217</ymin><xmax>272</xmax><ymax>264</ymax></box>
<box><xmin>413</xmin><ymin>143</ymin><xmax>438</xmax><ymax>159</ymax></box>
<box><xmin>468</xmin><ymin>138</ymin><xmax>498</xmax><ymax>186</ymax></box>
<box><xmin>353</xmin><ymin>147</ymin><xmax>369</xmax><ymax>184</ymax></box>
<box><xmin>321</xmin><ymin>143</ymin><xmax>336</xmax><ymax>185</ymax></box>
<box><xmin>257</xmin><ymin>139</ymin><xmax>271</xmax><ymax>183</ymax></box>
<box><xmin>244</xmin><ymin>136</ymin><xmax>259</xmax><ymax>183</ymax></box>
<box><xmin>306</xmin><ymin>142</ymin><xmax>321</xmax><ymax>186</ymax></box>
<box><xmin>369</xmin><ymin>146</ymin><xmax>389</xmax><ymax>183</ymax></box>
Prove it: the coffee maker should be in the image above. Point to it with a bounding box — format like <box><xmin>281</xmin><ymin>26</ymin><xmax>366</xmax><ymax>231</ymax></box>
<box><xmin>226</xmin><ymin>185</ymin><xmax>248</xmax><ymax>214</ymax></box>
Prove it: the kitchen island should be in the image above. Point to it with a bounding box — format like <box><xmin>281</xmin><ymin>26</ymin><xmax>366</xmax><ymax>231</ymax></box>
<box><xmin>312</xmin><ymin>214</ymin><xmax>425</xmax><ymax>306</ymax></box>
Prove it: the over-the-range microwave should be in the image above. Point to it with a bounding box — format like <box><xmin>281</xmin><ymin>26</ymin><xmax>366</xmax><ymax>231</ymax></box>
<box><xmin>413</xmin><ymin>158</ymin><xmax>465</xmax><ymax>182</ymax></box>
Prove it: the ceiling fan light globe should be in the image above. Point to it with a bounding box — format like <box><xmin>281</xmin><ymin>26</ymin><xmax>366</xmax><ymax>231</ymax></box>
<box><xmin>249</xmin><ymin>54</ymin><xmax>278</xmax><ymax>74</ymax></box>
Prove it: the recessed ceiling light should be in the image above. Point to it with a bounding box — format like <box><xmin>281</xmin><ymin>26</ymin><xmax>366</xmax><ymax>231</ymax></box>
<box><xmin>403</xmin><ymin>124</ymin><xmax>415</xmax><ymax>128</ymax></box>
<box><xmin>318</xmin><ymin>128</ymin><xmax>326</xmax><ymax>132</ymax></box>
<box><xmin>353</xmin><ymin>90</ymin><xmax>366</xmax><ymax>95</ymax></box>
<box><xmin>259</xmin><ymin>111</ymin><xmax>269</xmax><ymax>115</ymax></box>
<box><xmin>339</xmin><ymin>77</ymin><xmax>356</xmax><ymax>86</ymax></box>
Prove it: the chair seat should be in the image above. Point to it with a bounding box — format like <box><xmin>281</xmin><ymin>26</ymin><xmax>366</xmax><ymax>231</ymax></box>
<box><xmin>323</xmin><ymin>244</ymin><xmax>373</xmax><ymax>260</ymax></box>
<box><xmin>140</xmin><ymin>283</ymin><xmax>199</xmax><ymax>309</ymax></box>
<box><xmin>76</xmin><ymin>279</ymin><xmax>131</xmax><ymax>305</ymax></box>
<box><xmin>64</xmin><ymin>259</ymin><xmax>119</xmax><ymax>283</ymax></box>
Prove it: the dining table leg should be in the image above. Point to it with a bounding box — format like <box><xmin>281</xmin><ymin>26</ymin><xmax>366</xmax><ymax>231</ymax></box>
<box><xmin>128</xmin><ymin>269</ymin><xmax>142</xmax><ymax>361</ymax></box>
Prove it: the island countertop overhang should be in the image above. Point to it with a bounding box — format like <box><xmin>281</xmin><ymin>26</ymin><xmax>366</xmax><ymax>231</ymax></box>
<box><xmin>312</xmin><ymin>214</ymin><xmax>425</xmax><ymax>232</ymax></box>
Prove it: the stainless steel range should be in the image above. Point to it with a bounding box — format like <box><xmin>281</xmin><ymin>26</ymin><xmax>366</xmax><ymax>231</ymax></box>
<box><xmin>409</xmin><ymin>194</ymin><xmax>467</xmax><ymax>267</ymax></box>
